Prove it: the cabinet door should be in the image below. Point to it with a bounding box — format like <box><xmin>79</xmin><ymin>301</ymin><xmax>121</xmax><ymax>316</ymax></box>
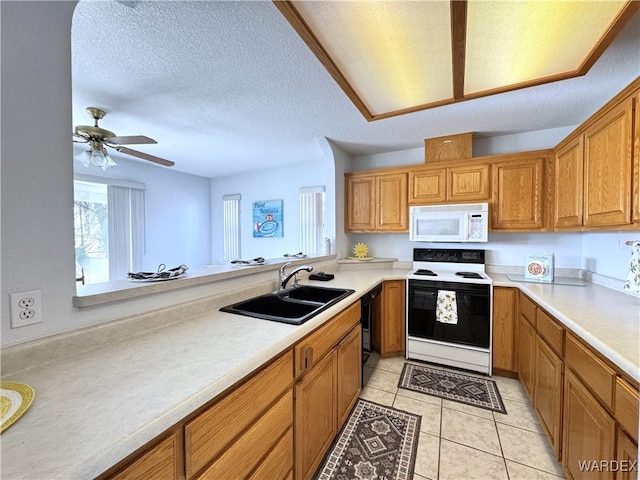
<box><xmin>563</xmin><ymin>370</ymin><xmax>616</xmax><ymax>480</ymax></box>
<box><xmin>381</xmin><ymin>280</ymin><xmax>405</xmax><ymax>356</ymax></box>
<box><xmin>111</xmin><ymin>434</ymin><xmax>178</xmax><ymax>480</ymax></box>
<box><xmin>491</xmin><ymin>156</ymin><xmax>546</xmax><ymax>230</ymax></box>
<box><xmin>584</xmin><ymin>98</ymin><xmax>633</xmax><ymax>226</ymax></box>
<box><xmin>554</xmin><ymin>136</ymin><xmax>584</xmax><ymax>228</ymax></box>
<box><xmin>295</xmin><ymin>349</ymin><xmax>337</xmax><ymax>480</ymax></box>
<box><xmin>616</xmin><ymin>428</ymin><xmax>638</xmax><ymax>480</ymax></box>
<box><xmin>376</xmin><ymin>173</ymin><xmax>408</xmax><ymax>231</ymax></box>
<box><xmin>633</xmin><ymin>92</ymin><xmax>640</xmax><ymax>224</ymax></box>
<box><xmin>534</xmin><ymin>336</ymin><xmax>564</xmax><ymax>459</ymax></box>
<box><xmin>492</xmin><ymin>287</ymin><xmax>517</xmax><ymax>372</ymax></box>
<box><xmin>448</xmin><ymin>163</ymin><xmax>491</xmax><ymax>202</ymax></box>
<box><xmin>337</xmin><ymin>325</ymin><xmax>362</xmax><ymax>427</ymax></box>
<box><xmin>409</xmin><ymin>167</ymin><xmax>446</xmax><ymax>204</ymax></box>
<box><xmin>346</xmin><ymin>175</ymin><xmax>375</xmax><ymax>231</ymax></box>
<box><xmin>518</xmin><ymin>315</ymin><xmax>536</xmax><ymax>401</ymax></box>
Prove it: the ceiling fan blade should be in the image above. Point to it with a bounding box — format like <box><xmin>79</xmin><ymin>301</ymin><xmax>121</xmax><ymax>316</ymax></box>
<box><xmin>115</xmin><ymin>146</ymin><xmax>175</xmax><ymax>167</ymax></box>
<box><xmin>73</xmin><ymin>132</ymin><xmax>89</xmax><ymax>143</ymax></box>
<box><xmin>106</xmin><ymin>135</ymin><xmax>157</xmax><ymax>145</ymax></box>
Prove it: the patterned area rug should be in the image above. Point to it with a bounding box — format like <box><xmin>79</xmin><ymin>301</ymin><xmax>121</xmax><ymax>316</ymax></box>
<box><xmin>398</xmin><ymin>363</ymin><xmax>507</xmax><ymax>414</ymax></box>
<box><xmin>314</xmin><ymin>399</ymin><xmax>421</xmax><ymax>480</ymax></box>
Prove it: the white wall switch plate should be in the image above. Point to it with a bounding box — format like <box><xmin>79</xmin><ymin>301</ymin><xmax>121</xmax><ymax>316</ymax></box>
<box><xmin>9</xmin><ymin>290</ymin><xmax>42</xmax><ymax>328</ymax></box>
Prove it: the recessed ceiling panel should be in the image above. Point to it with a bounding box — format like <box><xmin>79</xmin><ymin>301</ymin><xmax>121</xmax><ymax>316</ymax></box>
<box><xmin>292</xmin><ymin>1</ymin><xmax>452</xmax><ymax>116</ymax></box>
<box><xmin>465</xmin><ymin>0</ymin><xmax>629</xmax><ymax>95</ymax></box>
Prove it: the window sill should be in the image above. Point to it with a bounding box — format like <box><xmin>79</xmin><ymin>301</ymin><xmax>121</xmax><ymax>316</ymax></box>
<box><xmin>73</xmin><ymin>255</ymin><xmax>336</xmax><ymax>308</ymax></box>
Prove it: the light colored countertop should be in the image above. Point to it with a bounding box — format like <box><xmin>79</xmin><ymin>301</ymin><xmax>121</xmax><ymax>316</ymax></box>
<box><xmin>491</xmin><ymin>273</ymin><xmax>640</xmax><ymax>383</ymax></box>
<box><xmin>1</xmin><ymin>267</ymin><xmax>638</xmax><ymax>479</ymax></box>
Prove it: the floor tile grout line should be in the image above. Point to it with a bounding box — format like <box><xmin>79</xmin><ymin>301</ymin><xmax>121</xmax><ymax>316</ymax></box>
<box><xmin>506</xmin><ymin>458</ymin><xmax>567</xmax><ymax>478</ymax></box>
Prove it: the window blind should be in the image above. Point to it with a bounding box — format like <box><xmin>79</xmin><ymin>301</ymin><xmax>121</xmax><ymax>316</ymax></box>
<box><xmin>299</xmin><ymin>186</ymin><xmax>325</xmax><ymax>255</ymax></box>
<box><xmin>223</xmin><ymin>194</ymin><xmax>241</xmax><ymax>261</ymax></box>
<box><xmin>107</xmin><ymin>184</ymin><xmax>145</xmax><ymax>281</ymax></box>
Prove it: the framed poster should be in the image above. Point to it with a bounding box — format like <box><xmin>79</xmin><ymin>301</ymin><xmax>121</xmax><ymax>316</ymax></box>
<box><xmin>253</xmin><ymin>199</ymin><xmax>283</xmax><ymax>238</ymax></box>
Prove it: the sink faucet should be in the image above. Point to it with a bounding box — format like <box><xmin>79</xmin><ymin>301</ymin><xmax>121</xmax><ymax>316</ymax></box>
<box><xmin>279</xmin><ymin>262</ymin><xmax>313</xmax><ymax>291</ymax></box>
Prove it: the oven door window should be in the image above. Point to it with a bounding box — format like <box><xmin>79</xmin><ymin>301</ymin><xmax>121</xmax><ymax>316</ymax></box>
<box><xmin>408</xmin><ymin>280</ymin><xmax>490</xmax><ymax>348</ymax></box>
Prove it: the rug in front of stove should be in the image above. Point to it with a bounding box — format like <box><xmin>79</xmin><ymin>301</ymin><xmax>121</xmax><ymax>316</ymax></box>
<box><xmin>398</xmin><ymin>363</ymin><xmax>507</xmax><ymax>414</ymax></box>
<box><xmin>314</xmin><ymin>399</ymin><xmax>421</xmax><ymax>480</ymax></box>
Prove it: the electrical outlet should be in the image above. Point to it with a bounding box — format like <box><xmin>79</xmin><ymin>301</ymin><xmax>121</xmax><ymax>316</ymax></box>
<box><xmin>9</xmin><ymin>290</ymin><xmax>42</xmax><ymax>328</ymax></box>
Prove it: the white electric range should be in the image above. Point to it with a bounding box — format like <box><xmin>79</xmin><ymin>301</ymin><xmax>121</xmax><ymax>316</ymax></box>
<box><xmin>406</xmin><ymin>248</ymin><xmax>493</xmax><ymax>374</ymax></box>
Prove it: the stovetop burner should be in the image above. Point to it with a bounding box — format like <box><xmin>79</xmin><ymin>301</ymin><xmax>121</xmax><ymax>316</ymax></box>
<box><xmin>414</xmin><ymin>269</ymin><xmax>437</xmax><ymax>276</ymax></box>
<box><xmin>455</xmin><ymin>271</ymin><xmax>484</xmax><ymax>279</ymax></box>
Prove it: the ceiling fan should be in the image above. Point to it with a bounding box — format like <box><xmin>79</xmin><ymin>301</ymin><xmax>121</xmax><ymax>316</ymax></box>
<box><xmin>73</xmin><ymin>107</ymin><xmax>175</xmax><ymax>168</ymax></box>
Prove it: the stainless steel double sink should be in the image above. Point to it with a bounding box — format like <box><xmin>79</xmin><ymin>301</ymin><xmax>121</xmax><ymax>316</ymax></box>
<box><xmin>220</xmin><ymin>285</ymin><xmax>355</xmax><ymax>325</ymax></box>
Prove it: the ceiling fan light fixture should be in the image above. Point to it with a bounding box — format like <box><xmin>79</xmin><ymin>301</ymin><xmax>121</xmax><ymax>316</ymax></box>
<box><xmin>80</xmin><ymin>146</ymin><xmax>117</xmax><ymax>170</ymax></box>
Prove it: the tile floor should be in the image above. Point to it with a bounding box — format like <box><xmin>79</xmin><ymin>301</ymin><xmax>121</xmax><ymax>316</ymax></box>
<box><xmin>360</xmin><ymin>353</ymin><xmax>566</xmax><ymax>480</ymax></box>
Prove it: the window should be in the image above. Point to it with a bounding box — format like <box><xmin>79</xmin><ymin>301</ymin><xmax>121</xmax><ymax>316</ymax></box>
<box><xmin>222</xmin><ymin>194</ymin><xmax>241</xmax><ymax>261</ymax></box>
<box><xmin>299</xmin><ymin>186</ymin><xmax>325</xmax><ymax>255</ymax></box>
<box><xmin>74</xmin><ymin>175</ymin><xmax>145</xmax><ymax>284</ymax></box>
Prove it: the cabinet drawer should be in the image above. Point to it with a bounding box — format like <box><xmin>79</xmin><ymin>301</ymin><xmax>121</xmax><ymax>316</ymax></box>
<box><xmin>519</xmin><ymin>293</ymin><xmax>537</xmax><ymax>326</ymax></box>
<box><xmin>565</xmin><ymin>334</ymin><xmax>615</xmax><ymax>409</ymax></box>
<box><xmin>536</xmin><ymin>309</ymin><xmax>564</xmax><ymax>355</ymax></box>
<box><xmin>185</xmin><ymin>350</ymin><xmax>293</xmax><ymax>478</ymax></box>
<box><xmin>295</xmin><ymin>301</ymin><xmax>360</xmax><ymax>377</ymax></box>
<box><xmin>615</xmin><ymin>377</ymin><xmax>639</xmax><ymax>443</ymax></box>
<box><xmin>248</xmin><ymin>427</ymin><xmax>293</xmax><ymax>480</ymax></box>
<box><xmin>197</xmin><ymin>390</ymin><xmax>293</xmax><ymax>480</ymax></box>
<box><xmin>111</xmin><ymin>434</ymin><xmax>177</xmax><ymax>480</ymax></box>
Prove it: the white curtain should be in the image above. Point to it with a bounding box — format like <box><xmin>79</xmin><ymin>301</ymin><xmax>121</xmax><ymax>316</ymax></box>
<box><xmin>223</xmin><ymin>194</ymin><xmax>241</xmax><ymax>261</ymax></box>
<box><xmin>108</xmin><ymin>185</ymin><xmax>145</xmax><ymax>280</ymax></box>
<box><xmin>299</xmin><ymin>186</ymin><xmax>325</xmax><ymax>255</ymax></box>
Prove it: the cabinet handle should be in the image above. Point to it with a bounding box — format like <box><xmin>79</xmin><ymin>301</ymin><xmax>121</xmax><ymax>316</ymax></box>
<box><xmin>301</xmin><ymin>346</ymin><xmax>313</xmax><ymax>371</ymax></box>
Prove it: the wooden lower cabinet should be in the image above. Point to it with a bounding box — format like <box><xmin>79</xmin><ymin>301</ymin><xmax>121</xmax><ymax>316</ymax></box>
<box><xmin>337</xmin><ymin>325</ymin><xmax>362</xmax><ymax>426</ymax></box>
<box><xmin>380</xmin><ymin>280</ymin><xmax>405</xmax><ymax>356</ymax></box>
<box><xmin>294</xmin><ymin>302</ymin><xmax>362</xmax><ymax>480</ymax></box>
<box><xmin>492</xmin><ymin>287</ymin><xmax>517</xmax><ymax>372</ymax></box>
<box><xmin>518</xmin><ymin>314</ymin><xmax>536</xmax><ymax>400</ymax></box>
<box><xmin>295</xmin><ymin>349</ymin><xmax>338</xmax><ymax>480</ymax></box>
<box><xmin>562</xmin><ymin>369</ymin><xmax>616</xmax><ymax>480</ymax></box>
<box><xmin>616</xmin><ymin>429</ymin><xmax>639</xmax><ymax>480</ymax></box>
<box><xmin>110</xmin><ymin>434</ymin><xmax>179</xmax><ymax>480</ymax></box>
<box><xmin>534</xmin><ymin>335</ymin><xmax>564</xmax><ymax>459</ymax></box>
<box><xmin>197</xmin><ymin>390</ymin><xmax>293</xmax><ymax>480</ymax></box>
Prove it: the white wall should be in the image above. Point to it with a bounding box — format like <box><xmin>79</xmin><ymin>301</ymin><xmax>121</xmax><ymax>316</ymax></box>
<box><xmin>210</xmin><ymin>160</ymin><xmax>327</xmax><ymax>263</ymax></box>
<box><xmin>325</xmin><ymin>140</ymin><xmax>353</xmax><ymax>259</ymax></box>
<box><xmin>74</xmin><ymin>154</ymin><xmax>212</xmax><ymax>271</ymax></box>
<box><xmin>582</xmin><ymin>231</ymin><xmax>637</xmax><ymax>280</ymax></box>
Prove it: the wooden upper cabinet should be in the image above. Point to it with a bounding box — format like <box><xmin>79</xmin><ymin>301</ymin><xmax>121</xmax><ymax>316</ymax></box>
<box><xmin>345</xmin><ymin>175</ymin><xmax>375</xmax><ymax>231</ymax></box>
<box><xmin>376</xmin><ymin>173</ymin><xmax>408</xmax><ymax>231</ymax></box>
<box><xmin>424</xmin><ymin>132</ymin><xmax>473</xmax><ymax>163</ymax></box>
<box><xmin>448</xmin><ymin>163</ymin><xmax>491</xmax><ymax>202</ymax></box>
<box><xmin>409</xmin><ymin>162</ymin><xmax>490</xmax><ymax>204</ymax></box>
<box><xmin>554</xmin><ymin>135</ymin><xmax>584</xmax><ymax>229</ymax></box>
<box><xmin>633</xmin><ymin>91</ymin><xmax>640</xmax><ymax>223</ymax></box>
<box><xmin>409</xmin><ymin>167</ymin><xmax>446</xmax><ymax>203</ymax></box>
<box><xmin>345</xmin><ymin>172</ymin><xmax>407</xmax><ymax>232</ymax></box>
<box><xmin>491</xmin><ymin>154</ymin><xmax>547</xmax><ymax>231</ymax></box>
<box><xmin>583</xmin><ymin>97</ymin><xmax>633</xmax><ymax>227</ymax></box>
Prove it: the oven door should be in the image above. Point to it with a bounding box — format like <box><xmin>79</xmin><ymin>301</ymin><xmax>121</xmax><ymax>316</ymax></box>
<box><xmin>407</xmin><ymin>279</ymin><xmax>491</xmax><ymax>348</ymax></box>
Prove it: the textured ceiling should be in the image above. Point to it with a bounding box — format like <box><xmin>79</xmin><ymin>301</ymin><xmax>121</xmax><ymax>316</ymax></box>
<box><xmin>71</xmin><ymin>1</ymin><xmax>640</xmax><ymax>178</ymax></box>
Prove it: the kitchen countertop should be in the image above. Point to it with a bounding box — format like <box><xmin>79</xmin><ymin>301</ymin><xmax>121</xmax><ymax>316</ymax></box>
<box><xmin>1</xmin><ymin>267</ymin><xmax>638</xmax><ymax>479</ymax></box>
<box><xmin>491</xmin><ymin>273</ymin><xmax>640</xmax><ymax>384</ymax></box>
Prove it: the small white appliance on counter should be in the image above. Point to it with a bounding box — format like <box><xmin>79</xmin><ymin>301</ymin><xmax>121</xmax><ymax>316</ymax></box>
<box><xmin>406</xmin><ymin>248</ymin><xmax>493</xmax><ymax>374</ymax></box>
<box><xmin>409</xmin><ymin>202</ymin><xmax>489</xmax><ymax>243</ymax></box>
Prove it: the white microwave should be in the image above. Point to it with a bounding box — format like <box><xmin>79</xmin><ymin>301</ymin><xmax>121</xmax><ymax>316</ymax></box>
<box><xmin>409</xmin><ymin>203</ymin><xmax>489</xmax><ymax>242</ymax></box>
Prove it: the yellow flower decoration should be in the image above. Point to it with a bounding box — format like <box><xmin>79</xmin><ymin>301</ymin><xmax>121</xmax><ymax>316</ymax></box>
<box><xmin>353</xmin><ymin>243</ymin><xmax>369</xmax><ymax>259</ymax></box>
